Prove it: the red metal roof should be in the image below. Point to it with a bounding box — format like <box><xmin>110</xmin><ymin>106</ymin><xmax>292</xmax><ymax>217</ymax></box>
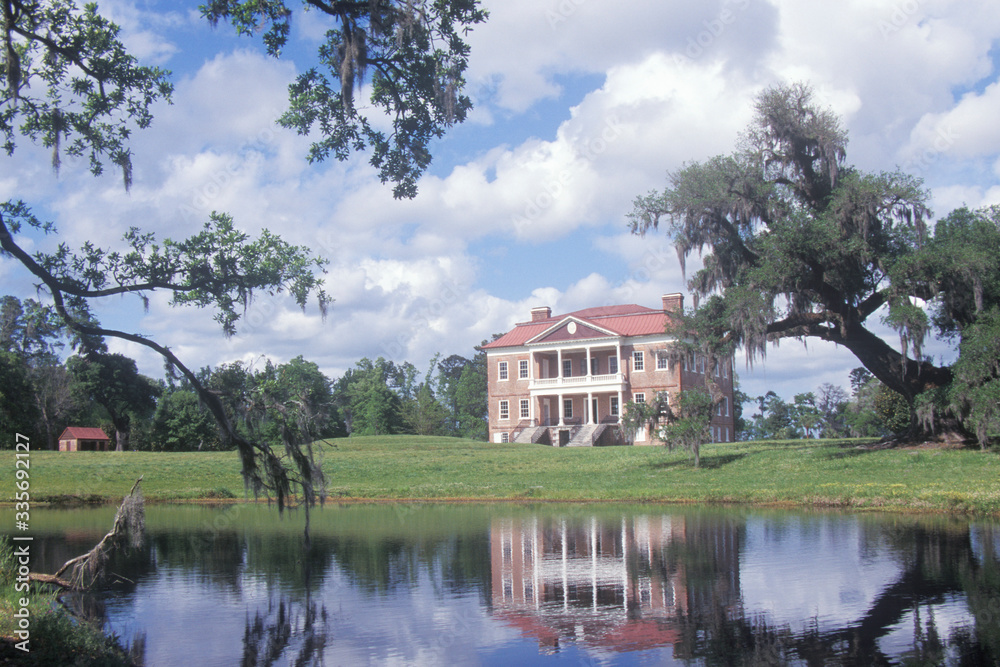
<box><xmin>59</xmin><ymin>426</ymin><xmax>110</xmax><ymax>441</ymax></box>
<box><xmin>484</xmin><ymin>304</ymin><xmax>674</xmax><ymax>349</ymax></box>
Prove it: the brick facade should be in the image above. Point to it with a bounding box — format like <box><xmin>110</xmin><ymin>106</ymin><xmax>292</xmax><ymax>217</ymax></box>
<box><xmin>483</xmin><ymin>295</ymin><xmax>736</xmax><ymax>446</ymax></box>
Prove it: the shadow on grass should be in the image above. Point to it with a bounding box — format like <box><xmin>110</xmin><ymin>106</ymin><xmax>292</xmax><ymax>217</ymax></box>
<box><xmin>648</xmin><ymin>453</ymin><xmax>748</xmax><ymax>470</ymax></box>
<box><xmin>822</xmin><ymin>441</ymin><xmax>881</xmax><ymax>460</ymax></box>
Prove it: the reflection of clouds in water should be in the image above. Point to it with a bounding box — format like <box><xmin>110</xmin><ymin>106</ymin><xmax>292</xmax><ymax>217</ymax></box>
<box><xmin>739</xmin><ymin>515</ymin><xmax>902</xmax><ymax>632</ymax></box>
<box><xmin>47</xmin><ymin>505</ymin><xmax>995</xmax><ymax>665</ymax></box>
<box><xmin>318</xmin><ymin>570</ymin><xmax>516</xmax><ymax>666</ymax></box>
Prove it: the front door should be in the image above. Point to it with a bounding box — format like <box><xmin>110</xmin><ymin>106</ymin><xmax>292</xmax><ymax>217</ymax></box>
<box><xmin>558</xmin><ymin>430</ymin><xmax>570</xmax><ymax>446</ymax></box>
<box><xmin>592</xmin><ymin>398</ymin><xmax>598</xmax><ymax>424</ymax></box>
<box><xmin>542</xmin><ymin>401</ymin><xmax>550</xmax><ymax>426</ymax></box>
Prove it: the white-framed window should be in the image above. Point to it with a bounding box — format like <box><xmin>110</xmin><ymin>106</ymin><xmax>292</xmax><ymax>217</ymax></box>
<box><xmin>499</xmin><ymin>361</ymin><xmax>508</xmax><ymax>380</ymax></box>
<box><xmin>519</xmin><ymin>359</ymin><xmax>529</xmax><ymax>379</ymax></box>
<box><xmin>563</xmin><ymin>359</ymin><xmax>573</xmax><ymax>378</ymax></box>
<box><xmin>501</xmin><ymin>432</ymin><xmax>509</xmax><ymax>443</ymax></box>
<box><xmin>563</xmin><ymin>398</ymin><xmax>573</xmax><ymax>420</ymax></box>
<box><xmin>657</xmin><ymin>352</ymin><xmax>669</xmax><ymax>370</ymax></box>
<box><xmin>634</xmin><ymin>392</ymin><xmax>646</xmax><ymax>404</ymax></box>
<box><xmin>519</xmin><ymin>399</ymin><xmax>529</xmax><ymax>420</ymax></box>
<box><xmin>609</xmin><ymin>356</ymin><xmax>618</xmax><ymax>374</ymax></box>
<box><xmin>611</xmin><ymin>397</ymin><xmax>619</xmax><ymax>417</ymax></box>
<box><xmin>499</xmin><ymin>400</ymin><xmax>509</xmax><ymax>421</ymax></box>
<box><xmin>591</xmin><ymin>357</ymin><xmax>598</xmax><ymax>375</ymax></box>
<box><xmin>580</xmin><ymin>358</ymin><xmax>587</xmax><ymax>376</ymax></box>
<box><xmin>633</xmin><ymin>350</ymin><xmax>644</xmax><ymax>372</ymax></box>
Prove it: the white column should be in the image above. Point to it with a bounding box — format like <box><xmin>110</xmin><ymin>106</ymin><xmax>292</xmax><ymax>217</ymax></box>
<box><xmin>621</xmin><ymin>517</ymin><xmax>628</xmax><ymax>612</ymax></box>
<box><xmin>615</xmin><ymin>341</ymin><xmax>621</xmax><ymax>376</ymax></box>
<box><xmin>558</xmin><ymin>393</ymin><xmax>564</xmax><ymax>426</ymax></box>
<box><xmin>617</xmin><ymin>390</ymin><xmax>623</xmax><ymax>423</ymax></box>
<box><xmin>591</xmin><ymin>516</ymin><xmax>598</xmax><ymax>611</ymax></box>
<box><xmin>557</xmin><ymin>348</ymin><xmax>563</xmax><ymax>378</ymax></box>
<box><xmin>586</xmin><ymin>345</ymin><xmax>592</xmax><ymax>377</ymax></box>
<box><xmin>562</xmin><ymin>520</ymin><xmax>569</xmax><ymax>611</ymax></box>
<box><xmin>587</xmin><ymin>391</ymin><xmax>594</xmax><ymax>424</ymax></box>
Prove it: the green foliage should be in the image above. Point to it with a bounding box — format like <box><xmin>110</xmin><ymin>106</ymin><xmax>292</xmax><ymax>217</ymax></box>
<box><xmin>0</xmin><ymin>350</ymin><xmax>41</xmax><ymax>448</ymax></box>
<box><xmin>67</xmin><ymin>352</ymin><xmax>160</xmax><ymax>450</ymax></box>
<box><xmin>0</xmin><ymin>0</ymin><xmax>173</xmax><ymax>185</ymax></box>
<box><xmin>628</xmin><ymin>82</ymin><xmax>964</xmax><ymax>436</ymax></box>
<box><xmin>746</xmin><ymin>391</ymin><xmax>794</xmax><ymax>440</ymax></box>
<box><xmin>791</xmin><ymin>392</ymin><xmax>823</xmax><ymax>439</ymax></box>
<box><xmin>404</xmin><ymin>382</ymin><xmax>450</xmax><ymax>436</ymax></box>
<box><xmin>350</xmin><ymin>368</ymin><xmax>405</xmax><ymax>436</ymax></box>
<box><xmin>453</xmin><ymin>360</ymin><xmax>487</xmax><ymax>440</ymax></box>
<box><xmin>872</xmin><ymin>383</ymin><xmax>910</xmax><ymax>435</ymax></box>
<box><xmin>202</xmin><ymin>0</ymin><xmax>488</xmax><ymax>199</ymax></box>
<box><xmin>205</xmin><ymin>355</ymin><xmax>342</xmax><ymax>450</ymax></box>
<box><xmin>947</xmin><ymin>307</ymin><xmax>1000</xmax><ymax>448</ymax></box>
<box><xmin>659</xmin><ymin>389</ymin><xmax>714</xmax><ymax>467</ymax></box>
<box><xmin>2</xmin><ymin>206</ymin><xmax>331</xmax><ymax>339</ymax></box>
<box><xmin>151</xmin><ymin>389</ymin><xmax>220</xmax><ymax>451</ymax></box>
<box><xmin>0</xmin><ymin>296</ymin><xmax>64</xmax><ymax>361</ymax></box>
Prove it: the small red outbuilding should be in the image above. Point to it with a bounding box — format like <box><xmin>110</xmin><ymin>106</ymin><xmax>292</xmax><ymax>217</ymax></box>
<box><xmin>58</xmin><ymin>427</ymin><xmax>112</xmax><ymax>452</ymax></box>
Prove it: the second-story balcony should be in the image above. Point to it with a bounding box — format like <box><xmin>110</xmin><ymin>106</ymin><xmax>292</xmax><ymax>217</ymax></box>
<box><xmin>529</xmin><ymin>372</ymin><xmax>626</xmax><ymax>394</ymax></box>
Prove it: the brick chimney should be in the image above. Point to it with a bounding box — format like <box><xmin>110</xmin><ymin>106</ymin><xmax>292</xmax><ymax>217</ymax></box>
<box><xmin>662</xmin><ymin>293</ymin><xmax>683</xmax><ymax>314</ymax></box>
<box><xmin>531</xmin><ymin>306</ymin><xmax>552</xmax><ymax>321</ymax></box>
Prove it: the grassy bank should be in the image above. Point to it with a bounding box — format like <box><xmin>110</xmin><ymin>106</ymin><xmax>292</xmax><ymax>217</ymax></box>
<box><xmin>4</xmin><ymin>436</ymin><xmax>1000</xmax><ymax>515</ymax></box>
<box><xmin>0</xmin><ymin>537</ymin><xmax>134</xmax><ymax>665</ymax></box>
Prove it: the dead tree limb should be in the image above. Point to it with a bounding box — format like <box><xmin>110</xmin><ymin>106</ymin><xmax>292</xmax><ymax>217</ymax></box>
<box><xmin>40</xmin><ymin>476</ymin><xmax>146</xmax><ymax>590</ymax></box>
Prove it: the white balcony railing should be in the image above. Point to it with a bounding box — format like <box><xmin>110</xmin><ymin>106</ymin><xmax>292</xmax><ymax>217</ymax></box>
<box><xmin>529</xmin><ymin>373</ymin><xmax>625</xmax><ymax>392</ymax></box>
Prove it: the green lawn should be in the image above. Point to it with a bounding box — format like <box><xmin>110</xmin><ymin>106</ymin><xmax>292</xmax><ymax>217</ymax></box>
<box><xmin>4</xmin><ymin>436</ymin><xmax>1000</xmax><ymax>515</ymax></box>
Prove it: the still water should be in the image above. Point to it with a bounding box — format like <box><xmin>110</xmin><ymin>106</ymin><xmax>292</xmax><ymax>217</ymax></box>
<box><xmin>19</xmin><ymin>503</ymin><xmax>1000</xmax><ymax>665</ymax></box>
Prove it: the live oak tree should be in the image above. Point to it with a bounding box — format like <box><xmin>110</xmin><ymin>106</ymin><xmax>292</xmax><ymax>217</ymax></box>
<box><xmin>630</xmin><ymin>82</ymin><xmax>998</xmax><ymax>445</ymax></box>
<box><xmin>1</xmin><ymin>1</ymin><xmax>486</xmax><ymax>510</ymax></box>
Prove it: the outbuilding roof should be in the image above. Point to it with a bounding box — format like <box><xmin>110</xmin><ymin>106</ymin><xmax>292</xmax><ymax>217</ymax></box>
<box><xmin>58</xmin><ymin>426</ymin><xmax>110</xmax><ymax>441</ymax></box>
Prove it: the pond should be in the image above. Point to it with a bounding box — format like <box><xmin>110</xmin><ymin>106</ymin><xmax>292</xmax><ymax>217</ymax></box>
<box><xmin>13</xmin><ymin>503</ymin><xmax>1000</xmax><ymax>665</ymax></box>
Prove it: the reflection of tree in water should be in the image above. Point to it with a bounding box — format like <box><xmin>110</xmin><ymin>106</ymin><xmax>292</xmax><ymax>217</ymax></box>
<box><xmin>54</xmin><ymin>542</ymin><xmax>153</xmax><ymax>664</ymax></box>
<box><xmin>671</xmin><ymin>520</ymin><xmax>1000</xmax><ymax>665</ymax></box>
<box><xmin>241</xmin><ymin>595</ymin><xmax>330</xmax><ymax>667</ymax></box>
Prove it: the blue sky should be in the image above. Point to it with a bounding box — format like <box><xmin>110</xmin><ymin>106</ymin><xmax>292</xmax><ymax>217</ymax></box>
<box><xmin>4</xmin><ymin>0</ymin><xmax>1000</xmax><ymax>402</ymax></box>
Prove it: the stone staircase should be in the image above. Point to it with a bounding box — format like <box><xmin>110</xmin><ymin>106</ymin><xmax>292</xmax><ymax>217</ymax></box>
<box><xmin>513</xmin><ymin>426</ymin><xmax>548</xmax><ymax>444</ymax></box>
<box><xmin>567</xmin><ymin>424</ymin><xmax>608</xmax><ymax>447</ymax></box>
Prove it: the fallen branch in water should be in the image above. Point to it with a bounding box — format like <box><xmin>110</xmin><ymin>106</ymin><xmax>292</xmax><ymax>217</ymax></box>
<box><xmin>31</xmin><ymin>476</ymin><xmax>146</xmax><ymax>591</ymax></box>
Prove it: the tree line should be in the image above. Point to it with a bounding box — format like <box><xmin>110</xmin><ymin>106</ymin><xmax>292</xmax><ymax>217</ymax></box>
<box><xmin>0</xmin><ymin>295</ymin><xmax>489</xmax><ymax>451</ymax></box>
<box><xmin>3</xmin><ymin>288</ymin><xmax>938</xmax><ymax>453</ymax></box>
<box><xmin>738</xmin><ymin>368</ymin><xmax>911</xmax><ymax>441</ymax></box>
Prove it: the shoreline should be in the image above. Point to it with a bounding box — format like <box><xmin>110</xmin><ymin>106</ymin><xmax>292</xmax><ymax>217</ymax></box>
<box><xmin>8</xmin><ymin>492</ymin><xmax>999</xmax><ymax>520</ymax></box>
<box><xmin>3</xmin><ymin>436</ymin><xmax>999</xmax><ymax>518</ymax></box>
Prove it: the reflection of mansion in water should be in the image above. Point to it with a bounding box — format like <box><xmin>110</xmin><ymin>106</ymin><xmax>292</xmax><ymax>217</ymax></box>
<box><xmin>490</xmin><ymin>515</ymin><xmax>740</xmax><ymax>654</ymax></box>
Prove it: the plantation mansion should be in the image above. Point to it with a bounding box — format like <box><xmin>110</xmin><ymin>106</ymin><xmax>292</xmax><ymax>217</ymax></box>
<box><xmin>483</xmin><ymin>294</ymin><xmax>735</xmax><ymax>446</ymax></box>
